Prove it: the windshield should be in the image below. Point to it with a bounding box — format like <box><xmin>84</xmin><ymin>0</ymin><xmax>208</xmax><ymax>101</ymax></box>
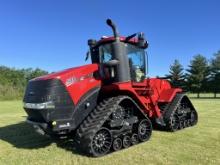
<box><xmin>98</xmin><ymin>43</ymin><xmax>146</xmax><ymax>82</ymax></box>
<box><xmin>126</xmin><ymin>44</ymin><xmax>146</xmax><ymax>82</ymax></box>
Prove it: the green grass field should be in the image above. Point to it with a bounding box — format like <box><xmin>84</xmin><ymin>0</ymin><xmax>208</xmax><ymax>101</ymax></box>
<box><xmin>0</xmin><ymin>99</ymin><xmax>219</xmax><ymax>165</ymax></box>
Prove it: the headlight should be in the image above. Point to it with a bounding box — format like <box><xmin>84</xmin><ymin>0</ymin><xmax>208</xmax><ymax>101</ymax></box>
<box><xmin>23</xmin><ymin>101</ymin><xmax>55</xmax><ymax>109</ymax></box>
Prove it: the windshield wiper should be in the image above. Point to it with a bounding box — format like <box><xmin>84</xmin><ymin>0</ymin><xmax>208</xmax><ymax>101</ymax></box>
<box><xmin>125</xmin><ymin>33</ymin><xmax>137</xmax><ymax>42</ymax></box>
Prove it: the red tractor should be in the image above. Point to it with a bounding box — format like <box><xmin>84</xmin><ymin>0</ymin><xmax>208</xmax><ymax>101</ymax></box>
<box><xmin>23</xmin><ymin>19</ymin><xmax>198</xmax><ymax>156</ymax></box>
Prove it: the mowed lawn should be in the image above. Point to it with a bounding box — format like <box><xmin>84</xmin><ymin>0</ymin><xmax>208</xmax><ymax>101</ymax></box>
<box><xmin>0</xmin><ymin>99</ymin><xmax>219</xmax><ymax>165</ymax></box>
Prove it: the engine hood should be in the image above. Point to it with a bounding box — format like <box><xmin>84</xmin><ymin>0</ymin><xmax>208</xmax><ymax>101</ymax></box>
<box><xmin>29</xmin><ymin>64</ymin><xmax>101</xmax><ymax>104</ymax></box>
<box><xmin>32</xmin><ymin>64</ymin><xmax>99</xmax><ymax>82</ymax></box>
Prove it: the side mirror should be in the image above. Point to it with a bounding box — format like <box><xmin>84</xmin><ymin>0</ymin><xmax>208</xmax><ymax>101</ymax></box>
<box><xmin>85</xmin><ymin>50</ymin><xmax>90</xmax><ymax>61</ymax></box>
<box><xmin>104</xmin><ymin>59</ymin><xmax>120</xmax><ymax>67</ymax></box>
<box><xmin>138</xmin><ymin>32</ymin><xmax>148</xmax><ymax>48</ymax></box>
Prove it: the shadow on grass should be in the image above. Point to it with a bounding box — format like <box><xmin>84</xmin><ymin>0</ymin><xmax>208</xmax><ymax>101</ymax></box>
<box><xmin>0</xmin><ymin>122</ymin><xmax>82</xmax><ymax>155</ymax></box>
<box><xmin>0</xmin><ymin>122</ymin><xmax>52</xmax><ymax>149</ymax></box>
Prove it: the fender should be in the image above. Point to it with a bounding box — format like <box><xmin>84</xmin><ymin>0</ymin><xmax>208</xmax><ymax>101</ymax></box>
<box><xmin>158</xmin><ymin>88</ymin><xmax>182</xmax><ymax>103</ymax></box>
<box><xmin>70</xmin><ymin>86</ymin><xmax>101</xmax><ymax>130</ymax></box>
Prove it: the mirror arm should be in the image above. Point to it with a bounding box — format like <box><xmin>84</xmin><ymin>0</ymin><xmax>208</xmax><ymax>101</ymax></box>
<box><xmin>85</xmin><ymin>51</ymin><xmax>90</xmax><ymax>61</ymax></box>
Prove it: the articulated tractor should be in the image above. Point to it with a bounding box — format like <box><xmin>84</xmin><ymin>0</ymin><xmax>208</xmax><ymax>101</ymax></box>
<box><xmin>23</xmin><ymin>19</ymin><xmax>198</xmax><ymax>156</ymax></box>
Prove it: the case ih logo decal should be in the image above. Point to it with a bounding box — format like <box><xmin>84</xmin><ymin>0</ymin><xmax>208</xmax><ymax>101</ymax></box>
<box><xmin>65</xmin><ymin>73</ymin><xmax>93</xmax><ymax>87</ymax></box>
<box><xmin>65</xmin><ymin>77</ymin><xmax>77</xmax><ymax>87</ymax></box>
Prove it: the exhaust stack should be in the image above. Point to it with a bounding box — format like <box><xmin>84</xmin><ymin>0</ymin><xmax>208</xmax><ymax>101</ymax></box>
<box><xmin>106</xmin><ymin>19</ymin><xmax>119</xmax><ymax>41</ymax></box>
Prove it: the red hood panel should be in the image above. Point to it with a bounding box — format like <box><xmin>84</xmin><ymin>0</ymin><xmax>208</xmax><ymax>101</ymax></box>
<box><xmin>32</xmin><ymin>64</ymin><xmax>99</xmax><ymax>81</ymax></box>
<box><xmin>31</xmin><ymin>64</ymin><xmax>101</xmax><ymax>104</ymax></box>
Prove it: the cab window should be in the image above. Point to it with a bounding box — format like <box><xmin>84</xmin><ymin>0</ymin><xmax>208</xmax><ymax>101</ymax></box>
<box><xmin>127</xmin><ymin>44</ymin><xmax>146</xmax><ymax>82</ymax></box>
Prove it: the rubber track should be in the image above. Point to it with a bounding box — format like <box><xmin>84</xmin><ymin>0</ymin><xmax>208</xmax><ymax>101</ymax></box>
<box><xmin>75</xmin><ymin>96</ymin><xmax>131</xmax><ymax>156</ymax></box>
<box><xmin>163</xmin><ymin>93</ymin><xmax>185</xmax><ymax>131</ymax></box>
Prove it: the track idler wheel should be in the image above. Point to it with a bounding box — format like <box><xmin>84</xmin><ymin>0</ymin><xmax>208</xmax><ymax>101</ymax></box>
<box><xmin>112</xmin><ymin>138</ymin><xmax>122</xmax><ymax>151</ymax></box>
<box><xmin>190</xmin><ymin>110</ymin><xmax>198</xmax><ymax>126</ymax></box>
<box><xmin>138</xmin><ymin>119</ymin><xmax>152</xmax><ymax>142</ymax></box>
<box><xmin>91</xmin><ymin>128</ymin><xmax>112</xmax><ymax>156</ymax></box>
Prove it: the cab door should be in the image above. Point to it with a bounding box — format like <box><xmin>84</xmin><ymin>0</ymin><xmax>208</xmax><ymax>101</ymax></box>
<box><xmin>127</xmin><ymin>45</ymin><xmax>147</xmax><ymax>87</ymax></box>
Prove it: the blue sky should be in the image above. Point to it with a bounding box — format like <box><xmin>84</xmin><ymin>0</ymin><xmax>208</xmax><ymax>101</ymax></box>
<box><xmin>0</xmin><ymin>0</ymin><xmax>219</xmax><ymax>76</ymax></box>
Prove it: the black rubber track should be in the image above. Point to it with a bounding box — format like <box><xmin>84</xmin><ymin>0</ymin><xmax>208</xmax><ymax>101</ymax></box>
<box><xmin>74</xmin><ymin>96</ymin><xmax>130</xmax><ymax>156</ymax></box>
<box><xmin>163</xmin><ymin>93</ymin><xmax>198</xmax><ymax>132</ymax></box>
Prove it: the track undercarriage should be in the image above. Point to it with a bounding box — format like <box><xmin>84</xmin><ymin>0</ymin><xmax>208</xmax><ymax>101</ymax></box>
<box><xmin>75</xmin><ymin>96</ymin><xmax>152</xmax><ymax>157</ymax></box>
<box><xmin>75</xmin><ymin>93</ymin><xmax>198</xmax><ymax>156</ymax></box>
<box><xmin>159</xmin><ymin>93</ymin><xmax>198</xmax><ymax>132</ymax></box>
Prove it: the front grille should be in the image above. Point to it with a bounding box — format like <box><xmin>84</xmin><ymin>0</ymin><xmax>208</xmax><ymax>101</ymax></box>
<box><xmin>23</xmin><ymin>79</ymin><xmax>74</xmax><ymax>122</ymax></box>
<box><xmin>24</xmin><ymin>79</ymin><xmax>71</xmax><ymax>104</ymax></box>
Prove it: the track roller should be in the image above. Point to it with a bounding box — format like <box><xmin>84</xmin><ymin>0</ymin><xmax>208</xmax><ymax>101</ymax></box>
<box><xmin>131</xmin><ymin>134</ymin><xmax>139</xmax><ymax>145</ymax></box>
<box><xmin>123</xmin><ymin>136</ymin><xmax>131</xmax><ymax>148</ymax></box>
<box><xmin>112</xmin><ymin>138</ymin><xmax>122</xmax><ymax>151</ymax></box>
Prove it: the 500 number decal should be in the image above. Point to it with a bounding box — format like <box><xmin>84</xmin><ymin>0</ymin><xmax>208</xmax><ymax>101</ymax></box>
<box><xmin>65</xmin><ymin>73</ymin><xmax>93</xmax><ymax>87</ymax></box>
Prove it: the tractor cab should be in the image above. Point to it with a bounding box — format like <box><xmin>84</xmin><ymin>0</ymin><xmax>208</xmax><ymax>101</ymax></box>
<box><xmin>87</xmin><ymin>19</ymin><xmax>148</xmax><ymax>84</ymax></box>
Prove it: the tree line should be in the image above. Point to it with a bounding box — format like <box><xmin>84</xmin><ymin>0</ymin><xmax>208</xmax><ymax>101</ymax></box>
<box><xmin>166</xmin><ymin>50</ymin><xmax>220</xmax><ymax>98</ymax></box>
<box><xmin>0</xmin><ymin>66</ymin><xmax>48</xmax><ymax>100</ymax></box>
